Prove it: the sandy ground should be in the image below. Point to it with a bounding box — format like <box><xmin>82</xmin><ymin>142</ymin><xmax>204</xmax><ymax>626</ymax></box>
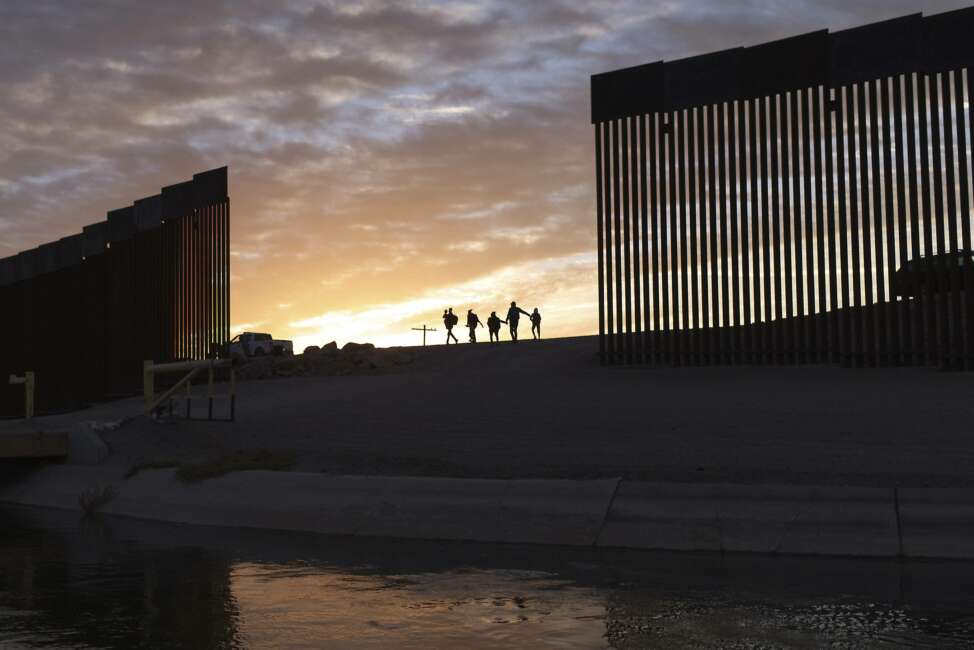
<box><xmin>6</xmin><ymin>335</ymin><xmax>974</xmax><ymax>487</ymax></box>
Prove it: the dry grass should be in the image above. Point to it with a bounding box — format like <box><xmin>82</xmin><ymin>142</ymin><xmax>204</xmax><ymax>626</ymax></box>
<box><xmin>175</xmin><ymin>449</ymin><xmax>296</xmax><ymax>483</ymax></box>
<box><xmin>124</xmin><ymin>459</ymin><xmax>180</xmax><ymax>479</ymax></box>
<box><xmin>78</xmin><ymin>484</ymin><xmax>117</xmax><ymax>515</ymax></box>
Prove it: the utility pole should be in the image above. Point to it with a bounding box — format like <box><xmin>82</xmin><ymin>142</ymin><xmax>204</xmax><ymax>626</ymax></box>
<box><xmin>411</xmin><ymin>325</ymin><xmax>436</xmax><ymax>346</ymax></box>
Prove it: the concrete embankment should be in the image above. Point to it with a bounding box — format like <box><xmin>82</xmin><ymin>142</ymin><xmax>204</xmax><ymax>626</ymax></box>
<box><xmin>2</xmin><ymin>465</ymin><xmax>972</xmax><ymax>560</ymax></box>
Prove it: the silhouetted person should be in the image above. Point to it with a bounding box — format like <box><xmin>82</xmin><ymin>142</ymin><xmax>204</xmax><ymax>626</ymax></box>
<box><xmin>466</xmin><ymin>309</ymin><xmax>483</xmax><ymax>343</ymax></box>
<box><xmin>530</xmin><ymin>308</ymin><xmax>542</xmax><ymax>340</ymax></box>
<box><xmin>443</xmin><ymin>308</ymin><xmax>458</xmax><ymax>344</ymax></box>
<box><xmin>506</xmin><ymin>301</ymin><xmax>531</xmax><ymax>342</ymax></box>
<box><xmin>486</xmin><ymin>311</ymin><xmax>506</xmax><ymax>343</ymax></box>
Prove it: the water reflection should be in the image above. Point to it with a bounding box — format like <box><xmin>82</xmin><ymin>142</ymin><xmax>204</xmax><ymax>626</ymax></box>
<box><xmin>0</xmin><ymin>510</ymin><xmax>242</xmax><ymax>648</ymax></box>
<box><xmin>232</xmin><ymin>565</ymin><xmax>604</xmax><ymax>648</ymax></box>
<box><xmin>2</xmin><ymin>506</ymin><xmax>974</xmax><ymax>649</ymax></box>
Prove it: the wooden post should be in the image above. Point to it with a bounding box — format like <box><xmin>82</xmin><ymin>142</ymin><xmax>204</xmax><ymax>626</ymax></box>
<box><xmin>186</xmin><ymin>370</ymin><xmax>192</xmax><ymax>418</ymax></box>
<box><xmin>208</xmin><ymin>365</ymin><xmax>214</xmax><ymax>420</ymax></box>
<box><xmin>24</xmin><ymin>372</ymin><xmax>34</xmax><ymax>420</ymax></box>
<box><xmin>411</xmin><ymin>325</ymin><xmax>437</xmax><ymax>346</ymax></box>
<box><xmin>230</xmin><ymin>366</ymin><xmax>236</xmax><ymax>421</ymax></box>
<box><xmin>143</xmin><ymin>360</ymin><xmax>154</xmax><ymax>413</ymax></box>
<box><xmin>8</xmin><ymin>373</ymin><xmax>34</xmax><ymax>420</ymax></box>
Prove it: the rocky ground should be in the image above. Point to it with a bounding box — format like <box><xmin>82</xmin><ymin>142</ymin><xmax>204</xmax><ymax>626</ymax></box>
<box><xmin>234</xmin><ymin>341</ymin><xmax>419</xmax><ymax>381</ymax></box>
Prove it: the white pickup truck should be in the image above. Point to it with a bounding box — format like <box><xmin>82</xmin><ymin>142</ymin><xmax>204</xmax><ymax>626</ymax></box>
<box><xmin>227</xmin><ymin>332</ymin><xmax>294</xmax><ymax>358</ymax></box>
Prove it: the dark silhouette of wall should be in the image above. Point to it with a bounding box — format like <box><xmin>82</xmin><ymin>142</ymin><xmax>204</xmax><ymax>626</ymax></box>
<box><xmin>0</xmin><ymin>167</ymin><xmax>230</xmax><ymax>414</ymax></box>
<box><xmin>592</xmin><ymin>9</ymin><xmax>974</xmax><ymax>368</ymax></box>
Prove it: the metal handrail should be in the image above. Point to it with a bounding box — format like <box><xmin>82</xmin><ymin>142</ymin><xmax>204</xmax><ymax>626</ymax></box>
<box><xmin>143</xmin><ymin>359</ymin><xmax>235</xmax><ymax>420</ymax></box>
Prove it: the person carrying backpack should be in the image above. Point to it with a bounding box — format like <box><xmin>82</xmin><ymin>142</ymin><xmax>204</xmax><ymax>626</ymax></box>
<box><xmin>466</xmin><ymin>309</ymin><xmax>483</xmax><ymax>343</ymax></box>
<box><xmin>443</xmin><ymin>308</ymin><xmax>459</xmax><ymax>344</ymax></box>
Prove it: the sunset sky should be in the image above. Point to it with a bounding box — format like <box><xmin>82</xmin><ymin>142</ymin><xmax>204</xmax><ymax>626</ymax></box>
<box><xmin>2</xmin><ymin>0</ymin><xmax>971</xmax><ymax>349</ymax></box>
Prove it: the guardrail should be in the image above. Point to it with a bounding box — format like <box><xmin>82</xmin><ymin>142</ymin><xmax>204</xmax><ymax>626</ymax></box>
<box><xmin>8</xmin><ymin>371</ymin><xmax>35</xmax><ymax>420</ymax></box>
<box><xmin>143</xmin><ymin>359</ymin><xmax>235</xmax><ymax>421</ymax></box>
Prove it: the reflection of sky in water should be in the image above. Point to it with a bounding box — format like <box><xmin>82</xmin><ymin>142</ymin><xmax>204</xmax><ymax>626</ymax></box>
<box><xmin>231</xmin><ymin>564</ymin><xmax>606</xmax><ymax>649</ymax></box>
<box><xmin>2</xmin><ymin>506</ymin><xmax>974</xmax><ymax>648</ymax></box>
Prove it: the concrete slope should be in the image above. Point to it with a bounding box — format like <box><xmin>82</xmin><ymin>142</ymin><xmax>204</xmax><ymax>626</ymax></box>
<box><xmin>0</xmin><ymin>465</ymin><xmax>618</xmax><ymax>547</ymax></box>
<box><xmin>4</xmin><ymin>466</ymin><xmax>974</xmax><ymax>558</ymax></box>
<box><xmin>4</xmin><ymin>335</ymin><xmax>974</xmax><ymax>487</ymax></box>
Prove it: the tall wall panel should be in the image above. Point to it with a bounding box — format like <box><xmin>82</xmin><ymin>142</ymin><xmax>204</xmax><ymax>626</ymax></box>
<box><xmin>0</xmin><ymin>167</ymin><xmax>230</xmax><ymax>414</ymax></box>
<box><xmin>593</xmin><ymin>10</ymin><xmax>974</xmax><ymax>369</ymax></box>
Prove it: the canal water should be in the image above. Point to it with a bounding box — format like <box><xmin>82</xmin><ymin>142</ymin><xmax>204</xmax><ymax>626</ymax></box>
<box><xmin>2</xmin><ymin>505</ymin><xmax>974</xmax><ymax>649</ymax></box>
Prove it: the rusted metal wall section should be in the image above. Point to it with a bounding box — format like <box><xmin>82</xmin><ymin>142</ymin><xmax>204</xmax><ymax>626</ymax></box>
<box><xmin>593</xmin><ymin>10</ymin><xmax>974</xmax><ymax>368</ymax></box>
<box><xmin>0</xmin><ymin>167</ymin><xmax>229</xmax><ymax>413</ymax></box>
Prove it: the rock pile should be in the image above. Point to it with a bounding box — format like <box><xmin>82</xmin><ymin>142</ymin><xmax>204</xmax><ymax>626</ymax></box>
<box><xmin>235</xmin><ymin>341</ymin><xmax>417</xmax><ymax>381</ymax></box>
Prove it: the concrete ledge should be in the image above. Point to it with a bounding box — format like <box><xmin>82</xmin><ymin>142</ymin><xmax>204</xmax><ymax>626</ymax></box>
<box><xmin>2</xmin><ymin>466</ymin><xmax>973</xmax><ymax>559</ymax></box>
<box><xmin>899</xmin><ymin>488</ymin><xmax>974</xmax><ymax>559</ymax></box>
<box><xmin>597</xmin><ymin>482</ymin><xmax>899</xmax><ymax>557</ymax></box>
<box><xmin>0</xmin><ymin>466</ymin><xmax>618</xmax><ymax>547</ymax></box>
<box><xmin>0</xmin><ymin>430</ymin><xmax>68</xmax><ymax>459</ymax></box>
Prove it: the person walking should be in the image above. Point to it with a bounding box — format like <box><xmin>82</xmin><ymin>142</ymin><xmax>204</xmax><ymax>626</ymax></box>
<box><xmin>530</xmin><ymin>307</ymin><xmax>542</xmax><ymax>340</ymax></box>
<box><xmin>506</xmin><ymin>301</ymin><xmax>531</xmax><ymax>342</ymax></box>
<box><xmin>466</xmin><ymin>309</ymin><xmax>483</xmax><ymax>343</ymax></box>
<box><xmin>443</xmin><ymin>308</ymin><xmax>459</xmax><ymax>344</ymax></box>
<box><xmin>486</xmin><ymin>311</ymin><xmax>506</xmax><ymax>343</ymax></box>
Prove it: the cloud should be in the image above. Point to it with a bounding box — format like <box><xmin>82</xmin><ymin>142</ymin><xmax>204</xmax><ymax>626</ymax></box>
<box><xmin>288</xmin><ymin>251</ymin><xmax>595</xmax><ymax>348</ymax></box>
<box><xmin>230</xmin><ymin>321</ymin><xmax>265</xmax><ymax>336</ymax></box>
<box><xmin>2</xmin><ymin>0</ymin><xmax>971</xmax><ymax>345</ymax></box>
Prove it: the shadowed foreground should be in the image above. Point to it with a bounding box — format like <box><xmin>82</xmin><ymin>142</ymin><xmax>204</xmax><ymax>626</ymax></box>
<box><xmin>13</xmin><ymin>335</ymin><xmax>974</xmax><ymax>487</ymax></box>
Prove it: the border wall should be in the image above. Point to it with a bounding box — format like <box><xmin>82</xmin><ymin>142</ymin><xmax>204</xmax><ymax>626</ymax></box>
<box><xmin>0</xmin><ymin>167</ymin><xmax>229</xmax><ymax>414</ymax></box>
<box><xmin>592</xmin><ymin>10</ymin><xmax>974</xmax><ymax>368</ymax></box>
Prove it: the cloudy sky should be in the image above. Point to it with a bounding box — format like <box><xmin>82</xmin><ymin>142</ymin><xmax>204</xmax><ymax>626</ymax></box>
<box><xmin>2</xmin><ymin>0</ymin><xmax>971</xmax><ymax>349</ymax></box>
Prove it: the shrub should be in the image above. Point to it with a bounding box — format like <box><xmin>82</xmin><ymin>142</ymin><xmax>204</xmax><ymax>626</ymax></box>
<box><xmin>175</xmin><ymin>449</ymin><xmax>295</xmax><ymax>483</ymax></box>
<box><xmin>78</xmin><ymin>484</ymin><xmax>117</xmax><ymax>515</ymax></box>
<box><xmin>124</xmin><ymin>460</ymin><xmax>179</xmax><ymax>479</ymax></box>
